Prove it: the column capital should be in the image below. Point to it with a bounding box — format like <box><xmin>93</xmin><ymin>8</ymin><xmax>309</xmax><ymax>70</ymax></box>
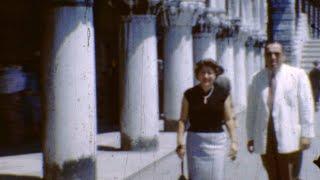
<box><xmin>121</xmin><ymin>15</ymin><xmax>156</xmax><ymax>24</ymax></box>
<box><xmin>254</xmin><ymin>34</ymin><xmax>267</xmax><ymax>48</ymax></box>
<box><xmin>245</xmin><ymin>29</ymin><xmax>264</xmax><ymax>47</ymax></box>
<box><xmin>216</xmin><ymin>18</ymin><xmax>241</xmax><ymax>39</ymax></box>
<box><xmin>50</xmin><ymin>0</ymin><xmax>94</xmax><ymax>7</ymax></box>
<box><xmin>161</xmin><ymin>0</ymin><xmax>205</xmax><ymax>27</ymax></box>
<box><xmin>121</xmin><ymin>0</ymin><xmax>161</xmax><ymax>7</ymax></box>
<box><xmin>206</xmin><ymin>6</ymin><xmax>226</xmax><ymax>16</ymax></box>
<box><xmin>238</xmin><ymin>26</ymin><xmax>252</xmax><ymax>36</ymax></box>
<box><xmin>193</xmin><ymin>8</ymin><xmax>222</xmax><ymax>34</ymax></box>
<box><xmin>109</xmin><ymin>1</ymin><xmax>161</xmax><ymax>15</ymax></box>
<box><xmin>233</xmin><ymin>26</ymin><xmax>251</xmax><ymax>43</ymax></box>
<box><xmin>230</xmin><ymin>18</ymin><xmax>241</xmax><ymax>35</ymax></box>
<box><xmin>245</xmin><ymin>36</ymin><xmax>256</xmax><ymax>47</ymax></box>
<box><xmin>206</xmin><ymin>1</ymin><xmax>227</xmax><ymax>14</ymax></box>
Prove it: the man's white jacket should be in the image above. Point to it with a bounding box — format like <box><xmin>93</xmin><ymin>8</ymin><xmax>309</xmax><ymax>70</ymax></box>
<box><xmin>246</xmin><ymin>64</ymin><xmax>315</xmax><ymax>154</ymax></box>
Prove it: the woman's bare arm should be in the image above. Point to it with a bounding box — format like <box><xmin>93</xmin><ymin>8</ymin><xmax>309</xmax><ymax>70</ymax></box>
<box><xmin>177</xmin><ymin>96</ymin><xmax>189</xmax><ymax>146</ymax></box>
<box><xmin>224</xmin><ymin>96</ymin><xmax>237</xmax><ymax>144</ymax></box>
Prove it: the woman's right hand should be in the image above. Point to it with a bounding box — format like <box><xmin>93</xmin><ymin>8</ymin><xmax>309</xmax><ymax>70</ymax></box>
<box><xmin>229</xmin><ymin>142</ymin><xmax>238</xmax><ymax>161</ymax></box>
<box><xmin>176</xmin><ymin>145</ymin><xmax>186</xmax><ymax>159</ymax></box>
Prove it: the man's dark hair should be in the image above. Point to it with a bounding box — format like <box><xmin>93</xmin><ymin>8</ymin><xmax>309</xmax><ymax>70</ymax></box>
<box><xmin>264</xmin><ymin>40</ymin><xmax>284</xmax><ymax>52</ymax></box>
<box><xmin>313</xmin><ymin>61</ymin><xmax>318</xmax><ymax>67</ymax></box>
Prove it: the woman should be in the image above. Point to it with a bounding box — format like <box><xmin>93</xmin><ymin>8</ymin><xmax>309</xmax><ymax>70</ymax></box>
<box><xmin>176</xmin><ymin>59</ymin><xmax>238</xmax><ymax>180</ymax></box>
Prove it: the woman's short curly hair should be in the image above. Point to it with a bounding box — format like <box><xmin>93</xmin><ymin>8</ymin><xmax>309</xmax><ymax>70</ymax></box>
<box><xmin>194</xmin><ymin>59</ymin><xmax>224</xmax><ymax>77</ymax></box>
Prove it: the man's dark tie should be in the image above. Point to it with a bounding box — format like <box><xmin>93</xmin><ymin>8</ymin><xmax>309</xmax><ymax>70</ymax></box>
<box><xmin>268</xmin><ymin>71</ymin><xmax>276</xmax><ymax>111</ymax></box>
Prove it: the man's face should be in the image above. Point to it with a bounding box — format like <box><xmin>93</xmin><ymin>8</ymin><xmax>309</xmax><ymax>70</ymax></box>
<box><xmin>265</xmin><ymin>43</ymin><xmax>284</xmax><ymax>71</ymax></box>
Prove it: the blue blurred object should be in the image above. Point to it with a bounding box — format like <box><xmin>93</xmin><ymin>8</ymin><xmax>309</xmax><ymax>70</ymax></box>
<box><xmin>0</xmin><ymin>66</ymin><xmax>26</xmax><ymax>94</ymax></box>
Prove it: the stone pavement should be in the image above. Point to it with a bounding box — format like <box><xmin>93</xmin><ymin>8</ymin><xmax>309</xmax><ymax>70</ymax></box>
<box><xmin>224</xmin><ymin>111</ymin><xmax>320</xmax><ymax>180</ymax></box>
<box><xmin>0</xmin><ymin>111</ymin><xmax>319</xmax><ymax>179</ymax></box>
<box><xmin>0</xmin><ymin>132</ymin><xmax>178</xmax><ymax>180</ymax></box>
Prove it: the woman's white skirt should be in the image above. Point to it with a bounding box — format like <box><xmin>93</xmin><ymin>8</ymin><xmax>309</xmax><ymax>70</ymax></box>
<box><xmin>186</xmin><ymin>131</ymin><xmax>227</xmax><ymax>180</ymax></box>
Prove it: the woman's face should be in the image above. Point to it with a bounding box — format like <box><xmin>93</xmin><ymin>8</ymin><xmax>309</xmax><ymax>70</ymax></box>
<box><xmin>197</xmin><ymin>66</ymin><xmax>216</xmax><ymax>87</ymax></box>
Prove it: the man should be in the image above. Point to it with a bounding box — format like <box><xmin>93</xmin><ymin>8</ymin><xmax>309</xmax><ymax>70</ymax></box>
<box><xmin>309</xmin><ymin>61</ymin><xmax>320</xmax><ymax>110</ymax></box>
<box><xmin>246</xmin><ymin>42</ymin><xmax>315</xmax><ymax>180</ymax></box>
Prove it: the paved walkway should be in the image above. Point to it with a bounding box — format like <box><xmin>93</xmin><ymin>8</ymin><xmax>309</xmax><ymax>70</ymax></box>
<box><xmin>224</xmin><ymin>111</ymin><xmax>320</xmax><ymax>180</ymax></box>
<box><xmin>0</xmin><ymin>133</ymin><xmax>177</xmax><ymax>180</ymax></box>
<box><xmin>0</xmin><ymin>111</ymin><xmax>319</xmax><ymax>179</ymax></box>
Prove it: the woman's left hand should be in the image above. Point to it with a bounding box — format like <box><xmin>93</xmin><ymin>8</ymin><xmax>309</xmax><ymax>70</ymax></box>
<box><xmin>229</xmin><ymin>142</ymin><xmax>238</xmax><ymax>161</ymax></box>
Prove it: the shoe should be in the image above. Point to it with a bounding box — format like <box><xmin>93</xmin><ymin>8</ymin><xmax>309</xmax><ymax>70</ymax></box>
<box><xmin>313</xmin><ymin>156</ymin><xmax>320</xmax><ymax>169</ymax></box>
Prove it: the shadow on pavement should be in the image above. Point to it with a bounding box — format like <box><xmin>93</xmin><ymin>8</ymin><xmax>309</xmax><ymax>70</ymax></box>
<box><xmin>0</xmin><ymin>175</ymin><xmax>41</xmax><ymax>180</ymax></box>
<box><xmin>0</xmin><ymin>142</ymin><xmax>41</xmax><ymax>157</ymax></box>
<box><xmin>97</xmin><ymin>145</ymin><xmax>123</xmax><ymax>151</ymax></box>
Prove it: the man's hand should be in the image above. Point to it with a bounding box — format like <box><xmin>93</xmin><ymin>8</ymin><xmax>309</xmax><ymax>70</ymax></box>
<box><xmin>247</xmin><ymin>140</ymin><xmax>254</xmax><ymax>153</ymax></box>
<box><xmin>300</xmin><ymin>137</ymin><xmax>311</xmax><ymax>150</ymax></box>
<box><xmin>176</xmin><ymin>145</ymin><xmax>186</xmax><ymax>159</ymax></box>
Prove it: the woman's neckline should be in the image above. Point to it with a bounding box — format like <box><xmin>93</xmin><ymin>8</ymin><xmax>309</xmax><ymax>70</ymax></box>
<box><xmin>197</xmin><ymin>84</ymin><xmax>215</xmax><ymax>96</ymax></box>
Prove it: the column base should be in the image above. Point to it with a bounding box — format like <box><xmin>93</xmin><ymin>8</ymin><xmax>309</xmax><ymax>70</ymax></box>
<box><xmin>164</xmin><ymin>119</ymin><xmax>179</xmax><ymax>131</ymax></box>
<box><xmin>234</xmin><ymin>104</ymin><xmax>247</xmax><ymax>115</ymax></box>
<box><xmin>121</xmin><ymin>134</ymin><xmax>159</xmax><ymax>151</ymax></box>
<box><xmin>44</xmin><ymin>156</ymin><xmax>95</xmax><ymax>180</ymax></box>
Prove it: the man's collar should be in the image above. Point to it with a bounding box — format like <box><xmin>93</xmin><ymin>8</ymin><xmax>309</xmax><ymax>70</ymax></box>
<box><xmin>266</xmin><ymin>64</ymin><xmax>282</xmax><ymax>75</ymax></box>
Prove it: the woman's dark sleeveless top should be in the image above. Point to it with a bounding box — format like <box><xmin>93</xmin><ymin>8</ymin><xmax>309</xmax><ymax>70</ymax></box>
<box><xmin>184</xmin><ymin>76</ymin><xmax>230</xmax><ymax>132</ymax></box>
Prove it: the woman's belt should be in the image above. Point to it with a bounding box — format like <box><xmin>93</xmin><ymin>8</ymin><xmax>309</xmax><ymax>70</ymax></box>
<box><xmin>188</xmin><ymin>127</ymin><xmax>224</xmax><ymax>133</ymax></box>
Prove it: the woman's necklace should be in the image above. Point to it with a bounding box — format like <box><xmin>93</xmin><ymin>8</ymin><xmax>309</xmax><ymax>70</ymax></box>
<box><xmin>203</xmin><ymin>86</ymin><xmax>214</xmax><ymax>104</ymax></box>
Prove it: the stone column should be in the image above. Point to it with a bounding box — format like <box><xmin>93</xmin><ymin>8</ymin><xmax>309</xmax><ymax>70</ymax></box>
<box><xmin>260</xmin><ymin>0</ymin><xmax>267</xmax><ymax>33</ymax></box>
<box><xmin>253</xmin><ymin>41</ymin><xmax>262</xmax><ymax>72</ymax></box>
<box><xmin>228</xmin><ymin>0</ymin><xmax>240</xmax><ymax>18</ymax></box>
<box><xmin>193</xmin><ymin>9</ymin><xmax>221</xmax><ymax>84</ymax></box>
<box><xmin>233</xmin><ymin>26</ymin><xmax>248</xmax><ymax>111</ymax></box>
<box><xmin>241</xmin><ymin>0</ymin><xmax>254</xmax><ymax>28</ymax></box>
<box><xmin>245</xmin><ymin>35</ymin><xmax>255</xmax><ymax>87</ymax></box>
<box><xmin>207</xmin><ymin>0</ymin><xmax>217</xmax><ymax>9</ymax></box>
<box><xmin>193</xmin><ymin>10</ymin><xmax>220</xmax><ymax>62</ymax></box>
<box><xmin>255</xmin><ymin>35</ymin><xmax>267</xmax><ymax>71</ymax></box>
<box><xmin>228</xmin><ymin>1</ymin><xmax>243</xmax><ymax>112</ymax></box>
<box><xmin>208</xmin><ymin>0</ymin><xmax>226</xmax><ymax>12</ymax></box>
<box><xmin>217</xmin><ymin>20</ymin><xmax>236</xmax><ymax>99</ymax></box>
<box><xmin>162</xmin><ymin>1</ymin><xmax>205</xmax><ymax>130</ymax></box>
<box><xmin>119</xmin><ymin>15</ymin><xmax>159</xmax><ymax>151</ymax></box>
<box><xmin>252</xmin><ymin>0</ymin><xmax>261</xmax><ymax>30</ymax></box>
<box><xmin>193</xmin><ymin>32</ymin><xmax>217</xmax><ymax>62</ymax></box>
<box><xmin>43</xmin><ymin>1</ymin><xmax>96</xmax><ymax>179</ymax></box>
<box><xmin>261</xmin><ymin>45</ymin><xmax>266</xmax><ymax>69</ymax></box>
